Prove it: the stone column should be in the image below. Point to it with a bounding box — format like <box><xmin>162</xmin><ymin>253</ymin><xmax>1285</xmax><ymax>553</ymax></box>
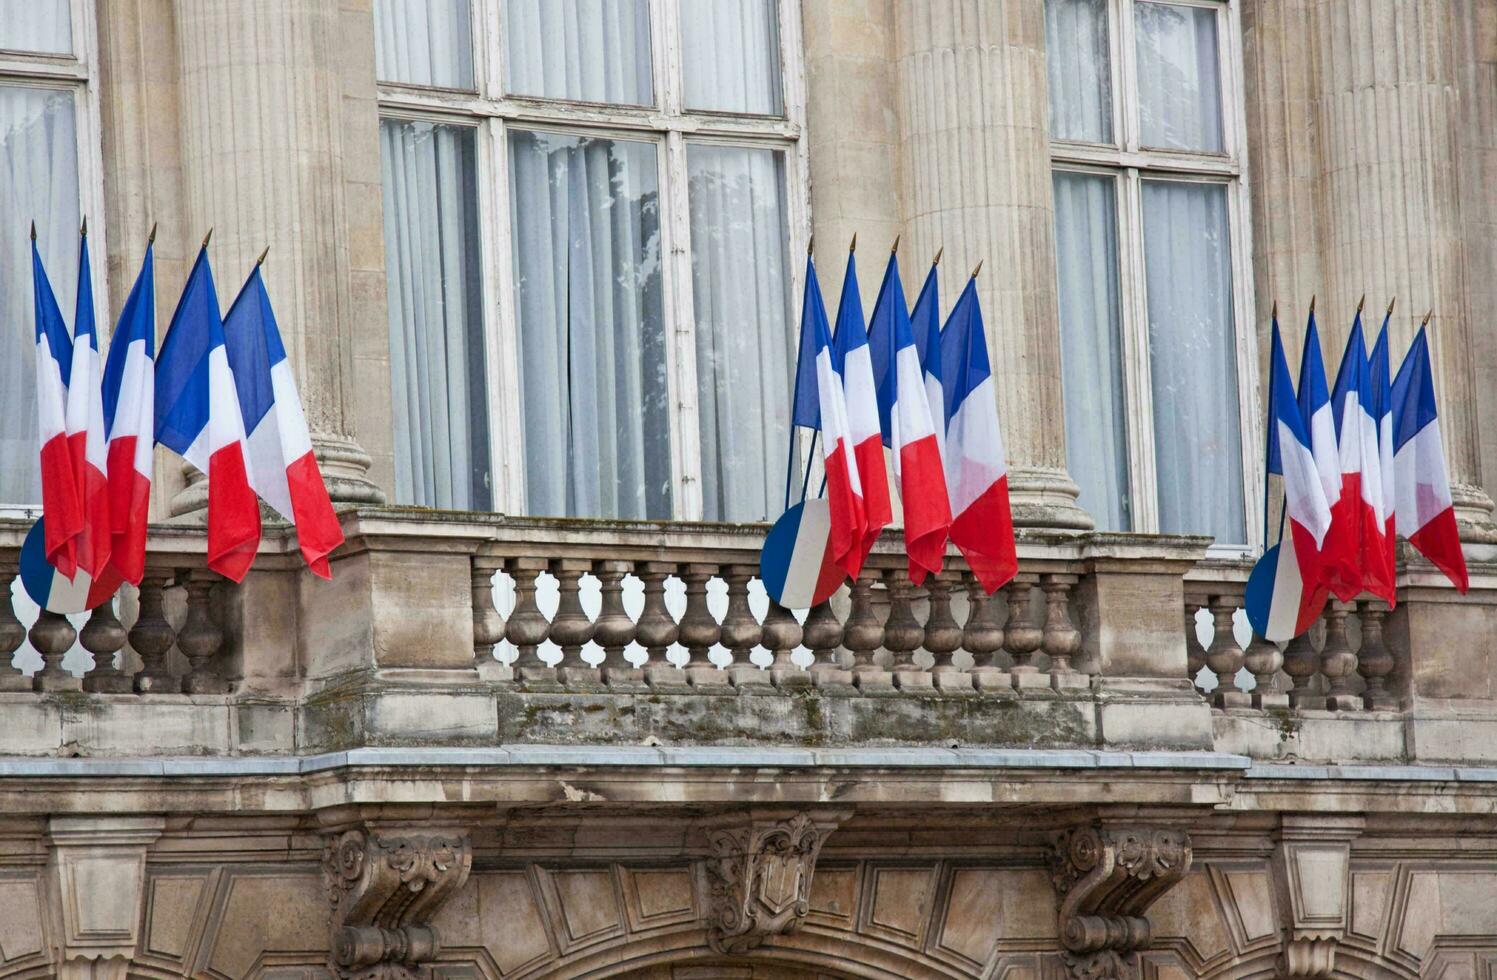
<box><xmin>169</xmin><ymin>0</ymin><xmax>389</xmax><ymax>511</ymax></box>
<box><xmin>892</xmin><ymin>0</ymin><xmax>1090</xmax><ymax>529</ymax></box>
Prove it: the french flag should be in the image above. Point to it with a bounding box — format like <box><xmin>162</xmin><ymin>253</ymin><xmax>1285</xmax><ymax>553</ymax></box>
<box><xmin>938</xmin><ymin>273</ymin><xmax>1016</xmax><ymax>594</ymax></box>
<box><xmin>1368</xmin><ymin>311</ymin><xmax>1397</xmax><ymax>600</ymax></box>
<box><xmin>1324</xmin><ymin>307</ymin><xmax>1391</xmax><ymax>603</ymax></box>
<box><xmin>223</xmin><ymin>261</ymin><xmax>344</xmax><ymax>578</ymax></box>
<box><xmin>1295</xmin><ymin>305</ymin><xmax>1340</xmax><ymax>590</ymax></box>
<box><xmin>1391</xmin><ymin>320</ymin><xmax>1468</xmax><ymax>592</ymax></box>
<box><xmin>65</xmin><ymin>226</ymin><xmax>114</xmax><ymax>584</ymax></box>
<box><xmin>869</xmin><ymin>250</ymin><xmax>950</xmax><ymax>583</ymax></box>
<box><xmin>831</xmin><ymin>246</ymin><xmax>892</xmax><ymax>571</ymax></box>
<box><xmin>31</xmin><ymin>230</ymin><xmax>83</xmax><ymax>580</ymax></box>
<box><xmin>1245</xmin><ymin>320</ymin><xmax>1333</xmax><ymax>641</ymax></box>
<box><xmin>909</xmin><ymin>253</ymin><xmax>946</xmax><ymax>459</ymax></box>
<box><xmin>100</xmin><ymin>236</ymin><xmax>157</xmax><ymax>586</ymax></box>
<box><xmin>155</xmin><ymin>242</ymin><xmax>262</xmax><ymax>583</ymax></box>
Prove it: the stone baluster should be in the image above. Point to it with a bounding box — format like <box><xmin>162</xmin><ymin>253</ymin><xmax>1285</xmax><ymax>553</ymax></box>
<box><xmin>1205</xmin><ymin>596</ymin><xmax>1248</xmax><ymax>708</ymax></box>
<box><xmin>131</xmin><ymin>575</ymin><xmax>179</xmax><ymax>694</ymax></box>
<box><xmin>637</xmin><ymin>562</ymin><xmax>684</xmax><ymax>689</ymax></box>
<box><xmin>179</xmin><ymin>572</ymin><xmax>229</xmax><ymax>695</ymax></box>
<box><xmin>1357</xmin><ymin>600</ymin><xmax>1396</xmax><ymax>711</ymax></box>
<box><xmin>1004</xmin><ymin>576</ymin><xmax>1045</xmax><ymax>692</ymax></box>
<box><xmin>720</xmin><ymin>565</ymin><xmax>765</xmax><ymax>689</ymax></box>
<box><xmin>762</xmin><ymin>602</ymin><xmax>807</xmax><ymax>689</ymax></box>
<box><xmin>804</xmin><ymin>600</ymin><xmax>849</xmax><ymax>689</ymax></box>
<box><xmin>1041</xmin><ymin>574</ymin><xmax>1085</xmax><ymax>691</ymax></box>
<box><xmin>505</xmin><ymin>558</ymin><xmax>553</xmax><ymax>685</ymax></box>
<box><xmin>881</xmin><ymin>567</ymin><xmax>924</xmax><ymax>683</ymax></box>
<box><xmin>965</xmin><ymin>576</ymin><xmax>1008</xmax><ymax>692</ymax></box>
<box><xmin>594</xmin><ymin>561</ymin><xmax>640</xmax><ymax>688</ymax></box>
<box><xmin>1283</xmin><ymin>621</ymin><xmax>1323</xmax><ymax>709</ymax></box>
<box><xmin>471</xmin><ymin>556</ymin><xmax>505</xmax><ymax>667</ymax></box>
<box><xmin>842</xmin><ymin>570</ymin><xmax>888</xmax><ymax>691</ymax></box>
<box><xmin>81</xmin><ymin>602</ymin><xmax>131</xmax><ymax>693</ymax></box>
<box><xmin>1244</xmin><ymin>630</ymin><xmax>1287</xmax><ymax>709</ymax></box>
<box><xmin>927</xmin><ymin>572</ymin><xmax>970</xmax><ymax>693</ymax></box>
<box><xmin>549</xmin><ymin>559</ymin><xmax>597</xmax><ymax>686</ymax></box>
<box><xmin>1184</xmin><ymin>599</ymin><xmax>1206</xmax><ymax>691</ymax></box>
<box><xmin>30</xmin><ymin>611</ymin><xmax>79</xmax><ymax>692</ymax></box>
<box><xmin>679</xmin><ymin>564</ymin><xmax>724</xmax><ymax>687</ymax></box>
<box><xmin>0</xmin><ymin>565</ymin><xmax>30</xmax><ymax>691</ymax></box>
<box><xmin>1320</xmin><ymin>602</ymin><xmax>1360</xmax><ymax>711</ymax></box>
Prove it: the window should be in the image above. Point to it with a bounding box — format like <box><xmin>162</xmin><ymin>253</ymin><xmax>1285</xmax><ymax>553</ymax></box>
<box><xmin>1046</xmin><ymin>0</ymin><xmax>1255</xmax><ymax>545</ymax></box>
<box><xmin>0</xmin><ymin>0</ymin><xmax>103</xmax><ymax>508</ymax></box>
<box><xmin>375</xmin><ymin>0</ymin><xmax>805</xmax><ymax>522</ymax></box>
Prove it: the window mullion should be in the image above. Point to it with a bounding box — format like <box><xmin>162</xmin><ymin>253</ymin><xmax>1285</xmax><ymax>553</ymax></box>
<box><xmin>476</xmin><ymin>0</ymin><xmax>504</xmax><ymax>99</ymax></box>
<box><xmin>662</xmin><ymin>130</ymin><xmax>703</xmax><ymax>520</ymax></box>
<box><xmin>653</xmin><ymin>0</ymin><xmax>682</xmax><ymax>116</ymax></box>
<box><xmin>1117</xmin><ymin>167</ymin><xmax>1159</xmax><ymax>534</ymax></box>
<box><xmin>481</xmin><ymin>117</ymin><xmax>526</xmax><ymax>513</ymax></box>
<box><xmin>1117</xmin><ymin>0</ymin><xmax>1141</xmax><ymax>155</ymax></box>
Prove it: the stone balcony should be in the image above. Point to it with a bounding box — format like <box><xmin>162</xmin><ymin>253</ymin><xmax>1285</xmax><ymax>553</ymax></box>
<box><xmin>1</xmin><ymin>510</ymin><xmax>1492</xmax><ymax>768</ymax></box>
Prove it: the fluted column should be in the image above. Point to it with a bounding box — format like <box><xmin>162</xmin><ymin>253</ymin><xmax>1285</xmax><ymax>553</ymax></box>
<box><xmin>893</xmin><ymin>0</ymin><xmax>1089</xmax><ymax>530</ymax></box>
<box><xmin>169</xmin><ymin>0</ymin><xmax>389</xmax><ymax>510</ymax></box>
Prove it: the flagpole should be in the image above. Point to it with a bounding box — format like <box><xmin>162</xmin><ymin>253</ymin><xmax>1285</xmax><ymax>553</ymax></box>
<box><xmin>783</xmin><ymin>239</ymin><xmax>815</xmax><ymax>512</ymax></box>
<box><xmin>1264</xmin><ymin>301</ymin><xmax>1278</xmax><ymax>552</ymax></box>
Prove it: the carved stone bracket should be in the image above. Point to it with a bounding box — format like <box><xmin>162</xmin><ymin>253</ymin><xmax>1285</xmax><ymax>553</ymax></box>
<box><xmin>1271</xmin><ymin>815</ymin><xmax>1364</xmax><ymax>980</ymax></box>
<box><xmin>702</xmin><ymin>810</ymin><xmax>846</xmax><ymax>955</ymax></box>
<box><xmin>1049</xmin><ymin>825</ymin><xmax>1193</xmax><ymax>980</ymax></box>
<box><xmin>321</xmin><ymin>829</ymin><xmax>473</xmax><ymax>980</ymax></box>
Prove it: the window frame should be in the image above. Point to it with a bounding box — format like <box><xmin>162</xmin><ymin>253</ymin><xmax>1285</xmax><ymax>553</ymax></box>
<box><xmin>375</xmin><ymin>0</ymin><xmax>809</xmax><ymax>521</ymax></box>
<box><xmin>1049</xmin><ymin>0</ymin><xmax>1260</xmax><ymax>549</ymax></box>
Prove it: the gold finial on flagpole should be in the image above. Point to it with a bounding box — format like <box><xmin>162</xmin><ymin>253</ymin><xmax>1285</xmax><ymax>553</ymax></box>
<box><xmin>1421</xmin><ymin>309</ymin><xmax>1433</xmax><ymax>328</ymax></box>
<box><xmin>1387</xmin><ymin>296</ymin><xmax>1396</xmax><ymax>316</ymax></box>
<box><xmin>890</xmin><ymin>234</ymin><xmax>900</xmax><ymax>255</ymax></box>
<box><xmin>970</xmin><ymin>259</ymin><xmax>983</xmax><ymax>279</ymax></box>
<box><xmin>79</xmin><ymin>216</ymin><xmax>86</xmax><ymax>238</ymax></box>
<box><xmin>201</xmin><ymin>228</ymin><xmax>213</xmax><ymax>250</ymax></box>
<box><xmin>807</xmin><ymin>234</ymin><xmax>813</xmax><ymax>256</ymax></box>
<box><xmin>147</xmin><ymin>223</ymin><xmax>157</xmax><ymax>245</ymax></box>
<box><xmin>1309</xmin><ymin>294</ymin><xmax>1316</xmax><ymax>315</ymax></box>
<box><xmin>256</xmin><ymin>246</ymin><xmax>270</xmax><ymax>267</ymax></box>
<box><xmin>29</xmin><ymin>221</ymin><xmax>35</xmax><ymax>242</ymax></box>
<box><xmin>932</xmin><ymin>246</ymin><xmax>943</xmax><ymax>267</ymax></box>
<box><xmin>1357</xmin><ymin>294</ymin><xmax>1365</xmax><ymax>314</ymax></box>
<box><xmin>1272</xmin><ymin>299</ymin><xmax>1278</xmax><ymax>319</ymax></box>
<box><xmin>849</xmin><ymin>233</ymin><xmax>857</xmax><ymax>253</ymax></box>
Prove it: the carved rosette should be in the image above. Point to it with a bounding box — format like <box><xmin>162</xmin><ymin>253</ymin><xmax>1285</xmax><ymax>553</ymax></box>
<box><xmin>1049</xmin><ymin>826</ymin><xmax>1192</xmax><ymax>980</ymax></box>
<box><xmin>321</xmin><ymin>829</ymin><xmax>473</xmax><ymax>980</ymax></box>
<box><xmin>705</xmin><ymin>813</ymin><xmax>838</xmax><ymax>954</ymax></box>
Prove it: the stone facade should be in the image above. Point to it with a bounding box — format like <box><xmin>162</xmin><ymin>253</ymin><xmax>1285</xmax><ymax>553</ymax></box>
<box><xmin>2</xmin><ymin>0</ymin><xmax>1497</xmax><ymax>977</ymax></box>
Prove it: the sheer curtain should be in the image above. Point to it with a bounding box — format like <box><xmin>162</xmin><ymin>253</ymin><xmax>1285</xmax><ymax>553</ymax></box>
<box><xmin>1141</xmin><ymin>179</ymin><xmax>1243</xmax><ymax>543</ymax></box>
<box><xmin>504</xmin><ymin>0</ymin><xmax>653</xmax><ymax>105</ymax></box>
<box><xmin>0</xmin><ymin>85</ymin><xmax>79</xmax><ymax>506</ymax></box>
<box><xmin>508</xmin><ymin>129</ymin><xmax>670</xmax><ymax>519</ymax></box>
<box><xmin>1053</xmin><ymin>171</ymin><xmax>1130</xmax><ymax>531</ymax></box>
<box><xmin>688</xmin><ymin>145</ymin><xmax>792</xmax><ymax>522</ymax></box>
<box><xmin>0</xmin><ymin>2</ymin><xmax>71</xmax><ymax>55</ymax></box>
<box><xmin>1135</xmin><ymin>2</ymin><xmax>1222</xmax><ymax>152</ymax></box>
<box><xmin>681</xmin><ymin>0</ymin><xmax>782</xmax><ymax>115</ymax></box>
<box><xmin>373</xmin><ymin>0</ymin><xmax>473</xmax><ymax>89</ymax></box>
<box><xmin>1045</xmin><ymin>0</ymin><xmax>1112</xmax><ymax>143</ymax></box>
<box><xmin>380</xmin><ymin>119</ymin><xmax>492</xmax><ymax>511</ymax></box>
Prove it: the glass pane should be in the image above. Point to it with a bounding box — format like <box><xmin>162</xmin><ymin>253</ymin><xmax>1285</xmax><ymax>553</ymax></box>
<box><xmin>688</xmin><ymin>144</ymin><xmax>792</xmax><ymax>522</ymax></box>
<box><xmin>1141</xmin><ymin>180</ymin><xmax>1243</xmax><ymax>543</ymax></box>
<box><xmin>1053</xmin><ymin>171</ymin><xmax>1130</xmax><ymax>530</ymax></box>
<box><xmin>0</xmin><ymin>1</ymin><xmax>71</xmax><ymax>55</ymax></box>
<box><xmin>682</xmin><ymin>0</ymin><xmax>783</xmax><ymax>115</ymax></box>
<box><xmin>1135</xmin><ymin>1</ymin><xmax>1223</xmax><ymax>152</ymax></box>
<box><xmin>379</xmin><ymin>119</ymin><xmax>492</xmax><ymax>510</ymax></box>
<box><xmin>504</xmin><ymin>0</ymin><xmax>654</xmax><ymax>105</ymax></box>
<box><xmin>374</xmin><ymin>0</ymin><xmax>474</xmax><ymax>89</ymax></box>
<box><xmin>508</xmin><ymin>129</ymin><xmax>670</xmax><ymax>519</ymax></box>
<box><xmin>1045</xmin><ymin>0</ymin><xmax>1113</xmax><ymax>143</ymax></box>
<box><xmin>0</xmin><ymin>86</ymin><xmax>79</xmax><ymax>506</ymax></box>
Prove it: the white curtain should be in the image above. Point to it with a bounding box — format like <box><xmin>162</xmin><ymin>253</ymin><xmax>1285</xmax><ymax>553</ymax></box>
<box><xmin>373</xmin><ymin>0</ymin><xmax>473</xmax><ymax>89</ymax></box>
<box><xmin>1135</xmin><ymin>1</ymin><xmax>1222</xmax><ymax>152</ymax></box>
<box><xmin>1045</xmin><ymin>0</ymin><xmax>1112</xmax><ymax>143</ymax></box>
<box><xmin>1053</xmin><ymin>171</ymin><xmax>1130</xmax><ymax>531</ymax></box>
<box><xmin>0</xmin><ymin>1</ymin><xmax>71</xmax><ymax>55</ymax></box>
<box><xmin>688</xmin><ymin>144</ymin><xmax>792</xmax><ymax>522</ymax></box>
<box><xmin>504</xmin><ymin>0</ymin><xmax>653</xmax><ymax>105</ymax></box>
<box><xmin>508</xmin><ymin>129</ymin><xmax>670</xmax><ymax>519</ymax></box>
<box><xmin>380</xmin><ymin>119</ymin><xmax>492</xmax><ymax>511</ymax></box>
<box><xmin>0</xmin><ymin>85</ymin><xmax>79</xmax><ymax>506</ymax></box>
<box><xmin>681</xmin><ymin>0</ymin><xmax>782</xmax><ymax>115</ymax></box>
<box><xmin>1141</xmin><ymin>179</ymin><xmax>1244</xmax><ymax>543</ymax></box>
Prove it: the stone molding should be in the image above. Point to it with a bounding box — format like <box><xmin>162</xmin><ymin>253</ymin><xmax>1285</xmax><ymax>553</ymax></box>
<box><xmin>46</xmin><ymin>815</ymin><xmax>165</xmax><ymax>980</ymax></box>
<box><xmin>321</xmin><ymin>828</ymin><xmax>473</xmax><ymax>979</ymax></box>
<box><xmin>701</xmin><ymin>810</ymin><xmax>847</xmax><ymax>954</ymax></box>
<box><xmin>1271</xmin><ymin>815</ymin><xmax>1364</xmax><ymax>980</ymax></box>
<box><xmin>1049</xmin><ymin>824</ymin><xmax>1193</xmax><ymax>980</ymax></box>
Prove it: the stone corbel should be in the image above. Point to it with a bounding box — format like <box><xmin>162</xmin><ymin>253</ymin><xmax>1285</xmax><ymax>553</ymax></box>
<box><xmin>1271</xmin><ymin>816</ymin><xmax>1364</xmax><ymax>980</ymax></box>
<box><xmin>46</xmin><ymin>815</ymin><xmax>166</xmax><ymax>980</ymax></box>
<box><xmin>701</xmin><ymin>810</ymin><xmax>848</xmax><ymax>954</ymax></box>
<box><xmin>1049</xmin><ymin>824</ymin><xmax>1193</xmax><ymax>980</ymax></box>
<box><xmin>321</xmin><ymin>828</ymin><xmax>473</xmax><ymax>980</ymax></box>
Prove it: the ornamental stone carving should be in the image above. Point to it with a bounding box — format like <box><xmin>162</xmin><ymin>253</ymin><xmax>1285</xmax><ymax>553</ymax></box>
<box><xmin>321</xmin><ymin>829</ymin><xmax>473</xmax><ymax>980</ymax></box>
<box><xmin>703</xmin><ymin>811</ymin><xmax>845</xmax><ymax>954</ymax></box>
<box><xmin>1049</xmin><ymin>825</ymin><xmax>1193</xmax><ymax>980</ymax></box>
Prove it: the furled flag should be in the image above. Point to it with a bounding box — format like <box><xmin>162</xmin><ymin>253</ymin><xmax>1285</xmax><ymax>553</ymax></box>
<box><xmin>1367</xmin><ymin>306</ymin><xmax>1397</xmax><ymax>600</ymax></box>
<box><xmin>100</xmin><ymin>233</ymin><xmax>156</xmax><ymax>586</ymax></box>
<box><xmin>789</xmin><ymin>250</ymin><xmax>865</xmax><ymax>581</ymax></box>
<box><xmin>910</xmin><ymin>252</ymin><xmax>945</xmax><ymax>457</ymax></box>
<box><xmin>868</xmin><ymin>249</ymin><xmax>950</xmax><ymax>583</ymax></box>
<box><xmin>223</xmin><ymin>258</ymin><xmax>344</xmax><ymax>578</ymax></box>
<box><xmin>31</xmin><ymin>228</ymin><xmax>83</xmax><ymax>579</ymax></box>
<box><xmin>938</xmin><ymin>270</ymin><xmax>1016</xmax><ymax>593</ymax></box>
<box><xmin>1295</xmin><ymin>303</ymin><xmax>1340</xmax><ymax>591</ymax></box>
<box><xmin>65</xmin><ymin>223</ymin><xmax>113</xmax><ymax>584</ymax></box>
<box><xmin>155</xmin><ymin>240</ymin><xmax>262</xmax><ymax>582</ymax></box>
<box><xmin>1391</xmin><ymin>317</ymin><xmax>1468</xmax><ymax>592</ymax></box>
<box><xmin>832</xmin><ymin>244</ymin><xmax>892</xmax><ymax>571</ymax></box>
<box><xmin>1324</xmin><ymin>303</ymin><xmax>1391</xmax><ymax>603</ymax></box>
<box><xmin>1244</xmin><ymin>318</ymin><xmax>1333</xmax><ymax>641</ymax></box>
